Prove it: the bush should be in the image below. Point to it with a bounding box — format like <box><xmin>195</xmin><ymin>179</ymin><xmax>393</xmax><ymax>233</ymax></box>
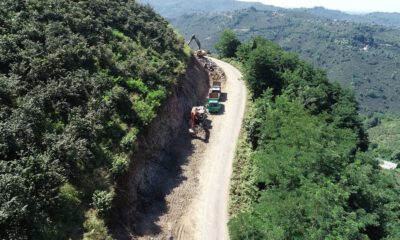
<box><xmin>111</xmin><ymin>155</ymin><xmax>130</xmax><ymax>176</ymax></box>
<box><xmin>92</xmin><ymin>190</ymin><xmax>114</xmax><ymax>217</ymax></box>
<box><xmin>83</xmin><ymin>209</ymin><xmax>112</xmax><ymax>240</ymax></box>
<box><xmin>121</xmin><ymin>128</ymin><xmax>139</xmax><ymax>152</ymax></box>
<box><xmin>134</xmin><ymin>99</ymin><xmax>156</xmax><ymax>125</ymax></box>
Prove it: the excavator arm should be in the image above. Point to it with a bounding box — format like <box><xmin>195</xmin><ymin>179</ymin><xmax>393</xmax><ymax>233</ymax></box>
<box><xmin>188</xmin><ymin>34</ymin><xmax>207</xmax><ymax>57</ymax></box>
<box><xmin>188</xmin><ymin>35</ymin><xmax>201</xmax><ymax>50</ymax></box>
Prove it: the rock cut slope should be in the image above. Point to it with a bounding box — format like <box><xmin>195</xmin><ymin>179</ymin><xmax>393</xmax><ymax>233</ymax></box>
<box><xmin>131</xmin><ymin>58</ymin><xmax>246</xmax><ymax>240</ymax></box>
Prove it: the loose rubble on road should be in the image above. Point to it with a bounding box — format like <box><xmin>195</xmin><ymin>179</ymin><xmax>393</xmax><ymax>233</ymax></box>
<box><xmin>197</xmin><ymin>57</ymin><xmax>226</xmax><ymax>83</ymax></box>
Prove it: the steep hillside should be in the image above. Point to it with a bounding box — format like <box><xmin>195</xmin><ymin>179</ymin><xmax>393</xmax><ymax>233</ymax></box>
<box><xmin>0</xmin><ymin>0</ymin><xmax>192</xmax><ymax>238</ymax></box>
<box><xmin>170</xmin><ymin>8</ymin><xmax>400</xmax><ymax>114</ymax></box>
<box><xmin>111</xmin><ymin>57</ymin><xmax>210</xmax><ymax>239</ymax></box>
<box><xmin>226</xmin><ymin>35</ymin><xmax>400</xmax><ymax>240</ymax></box>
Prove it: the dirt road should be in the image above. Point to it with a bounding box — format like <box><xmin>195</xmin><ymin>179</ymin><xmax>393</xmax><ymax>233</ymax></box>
<box><xmin>135</xmin><ymin>58</ymin><xmax>246</xmax><ymax>240</ymax></box>
<box><xmin>167</xmin><ymin>58</ymin><xmax>247</xmax><ymax>240</ymax></box>
<box><xmin>194</xmin><ymin>58</ymin><xmax>246</xmax><ymax>240</ymax></box>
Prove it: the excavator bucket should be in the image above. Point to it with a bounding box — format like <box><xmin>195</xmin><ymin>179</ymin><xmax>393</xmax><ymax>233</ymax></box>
<box><xmin>196</xmin><ymin>49</ymin><xmax>207</xmax><ymax>57</ymax></box>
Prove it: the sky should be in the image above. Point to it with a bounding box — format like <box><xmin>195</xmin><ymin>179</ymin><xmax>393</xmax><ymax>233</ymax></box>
<box><xmin>239</xmin><ymin>0</ymin><xmax>400</xmax><ymax>13</ymax></box>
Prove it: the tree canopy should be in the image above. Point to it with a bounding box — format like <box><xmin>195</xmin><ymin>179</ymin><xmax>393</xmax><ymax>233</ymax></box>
<box><xmin>215</xmin><ymin>29</ymin><xmax>241</xmax><ymax>58</ymax></box>
<box><xmin>229</xmin><ymin>37</ymin><xmax>400</xmax><ymax>240</ymax></box>
<box><xmin>0</xmin><ymin>0</ymin><xmax>188</xmax><ymax>238</ymax></box>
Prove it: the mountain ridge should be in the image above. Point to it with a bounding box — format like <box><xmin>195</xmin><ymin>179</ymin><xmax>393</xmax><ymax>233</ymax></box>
<box><xmin>140</xmin><ymin>0</ymin><xmax>400</xmax><ymax>28</ymax></box>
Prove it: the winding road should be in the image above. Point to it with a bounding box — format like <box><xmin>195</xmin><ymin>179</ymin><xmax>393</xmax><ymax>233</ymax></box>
<box><xmin>192</xmin><ymin>58</ymin><xmax>247</xmax><ymax>240</ymax></box>
<box><xmin>137</xmin><ymin>58</ymin><xmax>246</xmax><ymax>240</ymax></box>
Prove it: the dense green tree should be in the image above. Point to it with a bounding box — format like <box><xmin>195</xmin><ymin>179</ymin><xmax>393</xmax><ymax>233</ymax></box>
<box><xmin>215</xmin><ymin>29</ymin><xmax>241</xmax><ymax>58</ymax></box>
<box><xmin>229</xmin><ymin>36</ymin><xmax>400</xmax><ymax>240</ymax></box>
<box><xmin>231</xmin><ymin>95</ymin><xmax>400</xmax><ymax>239</ymax></box>
<box><xmin>0</xmin><ymin>0</ymin><xmax>188</xmax><ymax>238</ymax></box>
<box><xmin>244</xmin><ymin>39</ymin><xmax>301</xmax><ymax>98</ymax></box>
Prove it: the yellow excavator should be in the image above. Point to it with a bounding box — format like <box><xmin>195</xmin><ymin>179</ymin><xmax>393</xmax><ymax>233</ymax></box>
<box><xmin>187</xmin><ymin>35</ymin><xmax>207</xmax><ymax>57</ymax></box>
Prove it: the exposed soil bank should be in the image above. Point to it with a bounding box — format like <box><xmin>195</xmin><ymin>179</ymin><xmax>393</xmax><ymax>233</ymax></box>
<box><xmin>110</xmin><ymin>56</ymin><xmax>210</xmax><ymax>239</ymax></box>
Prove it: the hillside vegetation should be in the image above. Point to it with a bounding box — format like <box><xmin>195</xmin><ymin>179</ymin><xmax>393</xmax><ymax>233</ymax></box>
<box><xmin>367</xmin><ymin>117</ymin><xmax>400</xmax><ymax>163</ymax></box>
<box><xmin>0</xmin><ymin>0</ymin><xmax>188</xmax><ymax>238</ymax></box>
<box><xmin>222</xmin><ymin>33</ymin><xmax>400</xmax><ymax>239</ymax></box>
<box><xmin>170</xmin><ymin>8</ymin><xmax>400</xmax><ymax>114</ymax></box>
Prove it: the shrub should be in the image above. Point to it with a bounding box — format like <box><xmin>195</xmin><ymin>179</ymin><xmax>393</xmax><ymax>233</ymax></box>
<box><xmin>83</xmin><ymin>209</ymin><xmax>112</xmax><ymax>240</ymax></box>
<box><xmin>121</xmin><ymin>128</ymin><xmax>139</xmax><ymax>152</ymax></box>
<box><xmin>92</xmin><ymin>190</ymin><xmax>114</xmax><ymax>217</ymax></box>
<box><xmin>111</xmin><ymin>155</ymin><xmax>130</xmax><ymax>176</ymax></box>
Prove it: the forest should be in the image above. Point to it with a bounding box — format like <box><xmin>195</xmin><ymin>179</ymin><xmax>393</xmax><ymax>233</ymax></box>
<box><xmin>216</xmin><ymin>31</ymin><xmax>400</xmax><ymax>239</ymax></box>
<box><xmin>0</xmin><ymin>0</ymin><xmax>189</xmax><ymax>238</ymax></box>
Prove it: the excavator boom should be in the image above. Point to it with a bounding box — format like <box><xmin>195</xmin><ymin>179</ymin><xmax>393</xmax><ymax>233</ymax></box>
<box><xmin>188</xmin><ymin>34</ymin><xmax>201</xmax><ymax>50</ymax></box>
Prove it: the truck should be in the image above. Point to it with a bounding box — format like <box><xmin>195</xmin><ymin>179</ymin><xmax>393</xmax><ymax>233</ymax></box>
<box><xmin>211</xmin><ymin>81</ymin><xmax>221</xmax><ymax>93</ymax></box>
<box><xmin>206</xmin><ymin>83</ymin><xmax>222</xmax><ymax>113</ymax></box>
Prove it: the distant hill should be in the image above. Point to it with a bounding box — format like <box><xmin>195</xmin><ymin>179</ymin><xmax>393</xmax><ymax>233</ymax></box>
<box><xmin>363</xmin><ymin>12</ymin><xmax>400</xmax><ymax>28</ymax></box>
<box><xmin>140</xmin><ymin>0</ymin><xmax>400</xmax><ymax>29</ymax></box>
<box><xmin>139</xmin><ymin>0</ymin><xmax>280</xmax><ymax>18</ymax></box>
<box><xmin>299</xmin><ymin>7</ymin><xmax>400</xmax><ymax>28</ymax></box>
<box><xmin>169</xmin><ymin>8</ymin><xmax>400</xmax><ymax>114</ymax></box>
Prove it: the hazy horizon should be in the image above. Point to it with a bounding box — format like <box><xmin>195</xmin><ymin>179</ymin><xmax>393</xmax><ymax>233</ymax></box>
<box><xmin>239</xmin><ymin>0</ymin><xmax>400</xmax><ymax>13</ymax></box>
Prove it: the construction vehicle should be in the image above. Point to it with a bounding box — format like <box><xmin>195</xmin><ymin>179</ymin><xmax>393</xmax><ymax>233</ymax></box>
<box><xmin>189</xmin><ymin>106</ymin><xmax>207</xmax><ymax>134</ymax></box>
<box><xmin>206</xmin><ymin>81</ymin><xmax>222</xmax><ymax>113</ymax></box>
<box><xmin>211</xmin><ymin>81</ymin><xmax>221</xmax><ymax>93</ymax></box>
<box><xmin>206</xmin><ymin>94</ymin><xmax>222</xmax><ymax>113</ymax></box>
<box><xmin>187</xmin><ymin>35</ymin><xmax>207</xmax><ymax>57</ymax></box>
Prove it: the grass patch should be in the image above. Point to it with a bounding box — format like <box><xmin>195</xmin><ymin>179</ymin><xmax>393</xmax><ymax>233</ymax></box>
<box><xmin>229</xmin><ymin>93</ymin><xmax>256</xmax><ymax>217</ymax></box>
<box><xmin>368</xmin><ymin>117</ymin><xmax>400</xmax><ymax>162</ymax></box>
